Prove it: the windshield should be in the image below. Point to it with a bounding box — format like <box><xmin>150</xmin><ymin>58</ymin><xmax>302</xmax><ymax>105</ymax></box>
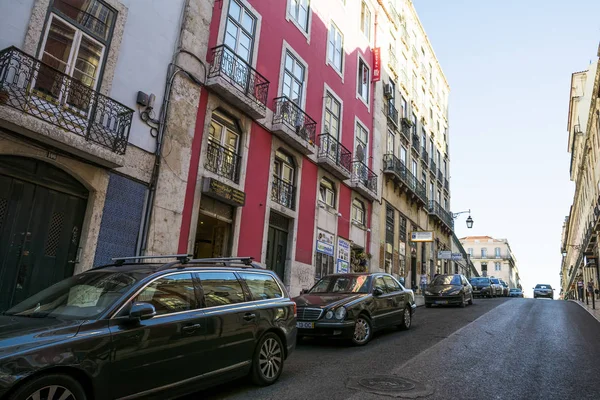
<box><xmin>309</xmin><ymin>275</ymin><xmax>371</xmax><ymax>294</ymax></box>
<box><xmin>470</xmin><ymin>278</ymin><xmax>490</xmax><ymax>285</ymax></box>
<box><xmin>491</xmin><ymin>279</ymin><xmax>500</xmax><ymax>284</ymax></box>
<box><xmin>4</xmin><ymin>270</ymin><xmax>142</xmax><ymax>320</ymax></box>
<box><xmin>536</xmin><ymin>285</ymin><xmax>552</xmax><ymax>289</ymax></box>
<box><xmin>431</xmin><ymin>275</ymin><xmax>461</xmax><ymax>286</ymax></box>
<box><xmin>510</xmin><ymin>289</ymin><xmax>520</xmax><ymax>292</ymax></box>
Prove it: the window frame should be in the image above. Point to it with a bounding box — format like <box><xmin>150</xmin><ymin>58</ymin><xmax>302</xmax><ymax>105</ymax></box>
<box><xmin>287</xmin><ymin>0</ymin><xmax>311</xmax><ymax>35</ymax></box>
<box><xmin>319</xmin><ymin>177</ymin><xmax>337</xmax><ymax>208</ymax></box>
<box><xmin>224</xmin><ymin>0</ymin><xmax>258</xmax><ymax>63</ymax></box>
<box><xmin>360</xmin><ymin>1</ymin><xmax>371</xmax><ymax>41</ymax></box>
<box><xmin>197</xmin><ymin>270</ymin><xmax>248</xmax><ymax>308</ymax></box>
<box><xmin>352</xmin><ymin>198</ymin><xmax>366</xmax><ymax>226</ymax></box>
<box><xmin>323</xmin><ymin>90</ymin><xmax>342</xmax><ymax>139</ymax></box>
<box><xmin>49</xmin><ymin>0</ymin><xmax>116</xmax><ymax>46</ymax></box>
<box><xmin>357</xmin><ymin>57</ymin><xmax>370</xmax><ymax>104</ymax></box>
<box><xmin>237</xmin><ymin>271</ymin><xmax>284</xmax><ymax>302</ymax></box>
<box><xmin>282</xmin><ymin>49</ymin><xmax>307</xmax><ymax>106</ymax></box>
<box><xmin>327</xmin><ymin>22</ymin><xmax>344</xmax><ymax>74</ymax></box>
<box><xmin>355</xmin><ymin>121</ymin><xmax>369</xmax><ymax>163</ymax></box>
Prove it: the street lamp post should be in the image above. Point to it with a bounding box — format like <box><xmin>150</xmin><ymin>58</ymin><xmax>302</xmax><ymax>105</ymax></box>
<box><xmin>452</xmin><ymin>209</ymin><xmax>474</xmax><ymax>229</ymax></box>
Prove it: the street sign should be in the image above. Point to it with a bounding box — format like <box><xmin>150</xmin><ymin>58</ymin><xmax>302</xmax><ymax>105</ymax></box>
<box><xmin>411</xmin><ymin>231</ymin><xmax>434</xmax><ymax>242</ymax></box>
<box><xmin>438</xmin><ymin>251</ymin><xmax>452</xmax><ymax>259</ymax></box>
<box><xmin>451</xmin><ymin>253</ymin><xmax>464</xmax><ymax>261</ymax></box>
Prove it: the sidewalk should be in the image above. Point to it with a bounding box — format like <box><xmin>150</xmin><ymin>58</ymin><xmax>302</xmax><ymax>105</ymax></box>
<box><xmin>569</xmin><ymin>299</ymin><xmax>600</xmax><ymax>323</ymax></box>
<box><xmin>415</xmin><ymin>294</ymin><xmax>425</xmax><ymax>307</ymax></box>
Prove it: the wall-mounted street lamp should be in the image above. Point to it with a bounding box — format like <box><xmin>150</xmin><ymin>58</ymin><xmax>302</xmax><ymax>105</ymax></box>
<box><xmin>452</xmin><ymin>209</ymin><xmax>474</xmax><ymax>229</ymax></box>
<box><xmin>561</xmin><ymin>244</ymin><xmax>583</xmax><ymax>257</ymax></box>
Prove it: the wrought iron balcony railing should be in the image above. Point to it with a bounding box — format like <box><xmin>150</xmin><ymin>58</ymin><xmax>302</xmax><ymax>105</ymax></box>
<box><xmin>271</xmin><ymin>175</ymin><xmax>296</xmax><ymax>210</ymax></box>
<box><xmin>383</xmin><ymin>154</ymin><xmax>427</xmax><ymax>203</ymax></box>
<box><xmin>318</xmin><ymin>133</ymin><xmax>352</xmax><ymax>174</ymax></box>
<box><xmin>422</xmin><ymin>148</ymin><xmax>429</xmax><ymax>164</ymax></box>
<box><xmin>429</xmin><ymin>200</ymin><xmax>454</xmax><ymax>230</ymax></box>
<box><xmin>272</xmin><ymin>96</ymin><xmax>317</xmax><ymax>143</ymax></box>
<box><xmin>351</xmin><ymin>160</ymin><xmax>378</xmax><ymax>194</ymax></box>
<box><xmin>0</xmin><ymin>46</ymin><xmax>132</xmax><ymax>154</ymax></box>
<box><xmin>205</xmin><ymin>140</ymin><xmax>241</xmax><ymax>183</ymax></box>
<box><xmin>208</xmin><ymin>45</ymin><xmax>269</xmax><ymax>111</ymax></box>
<box><xmin>411</xmin><ymin>134</ymin><xmax>420</xmax><ymax>152</ymax></box>
<box><xmin>385</xmin><ymin>100</ymin><xmax>398</xmax><ymax>128</ymax></box>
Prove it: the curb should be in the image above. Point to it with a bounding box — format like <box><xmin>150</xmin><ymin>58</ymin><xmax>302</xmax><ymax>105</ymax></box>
<box><xmin>568</xmin><ymin>299</ymin><xmax>600</xmax><ymax>323</ymax></box>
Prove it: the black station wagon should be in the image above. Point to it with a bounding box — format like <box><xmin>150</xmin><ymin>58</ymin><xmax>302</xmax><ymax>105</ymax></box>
<box><xmin>293</xmin><ymin>273</ymin><xmax>416</xmax><ymax>346</ymax></box>
<box><xmin>0</xmin><ymin>256</ymin><xmax>296</xmax><ymax>400</ymax></box>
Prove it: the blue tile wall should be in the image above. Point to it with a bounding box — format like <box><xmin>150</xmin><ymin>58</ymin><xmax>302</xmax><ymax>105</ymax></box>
<box><xmin>93</xmin><ymin>173</ymin><xmax>147</xmax><ymax>267</ymax></box>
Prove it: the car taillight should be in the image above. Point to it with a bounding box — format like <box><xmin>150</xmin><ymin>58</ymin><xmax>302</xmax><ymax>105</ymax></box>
<box><xmin>293</xmin><ymin>302</ymin><xmax>297</xmax><ymax>317</ymax></box>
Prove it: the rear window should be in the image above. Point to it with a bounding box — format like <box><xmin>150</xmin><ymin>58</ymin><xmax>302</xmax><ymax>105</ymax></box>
<box><xmin>239</xmin><ymin>272</ymin><xmax>283</xmax><ymax>300</ymax></box>
<box><xmin>471</xmin><ymin>278</ymin><xmax>490</xmax><ymax>285</ymax></box>
<box><xmin>535</xmin><ymin>284</ymin><xmax>552</xmax><ymax>289</ymax></box>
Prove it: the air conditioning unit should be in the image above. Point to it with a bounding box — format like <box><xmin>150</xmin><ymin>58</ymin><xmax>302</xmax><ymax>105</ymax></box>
<box><xmin>384</xmin><ymin>84</ymin><xmax>393</xmax><ymax>99</ymax></box>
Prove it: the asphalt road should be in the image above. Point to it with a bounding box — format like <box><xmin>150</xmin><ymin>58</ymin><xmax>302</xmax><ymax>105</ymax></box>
<box><xmin>190</xmin><ymin>296</ymin><xmax>594</xmax><ymax>400</ymax></box>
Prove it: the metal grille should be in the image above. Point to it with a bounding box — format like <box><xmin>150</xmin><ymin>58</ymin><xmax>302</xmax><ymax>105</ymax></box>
<box><xmin>0</xmin><ymin>197</ymin><xmax>7</xmax><ymax>233</ymax></box>
<box><xmin>298</xmin><ymin>308</ymin><xmax>323</xmax><ymax>321</ymax></box>
<box><xmin>45</xmin><ymin>212</ymin><xmax>65</xmax><ymax>257</ymax></box>
<box><xmin>269</xmin><ymin>212</ymin><xmax>289</xmax><ymax>231</ymax></box>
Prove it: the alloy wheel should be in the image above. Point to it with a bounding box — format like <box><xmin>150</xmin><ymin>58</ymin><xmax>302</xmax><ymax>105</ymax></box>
<box><xmin>27</xmin><ymin>386</ymin><xmax>76</xmax><ymax>400</ymax></box>
<box><xmin>354</xmin><ymin>317</ymin><xmax>371</xmax><ymax>344</ymax></box>
<box><xmin>258</xmin><ymin>337</ymin><xmax>282</xmax><ymax>380</ymax></box>
<box><xmin>403</xmin><ymin>308</ymin><xmax>411</xmax><ymax>328</ymax></box>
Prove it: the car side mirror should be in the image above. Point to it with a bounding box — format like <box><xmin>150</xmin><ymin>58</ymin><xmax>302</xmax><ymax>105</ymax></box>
<box><xmin>129</xmin><ymin>302</ymin><xmax>156</xmax><ymax>321</ymax></box>
<box><xmin>399</xmin><ymin>277</ymin><xmax>405</xmax><ymax>286</ymax></box>
<box><xmin>373</xmin><ymin>287</ymin><xmax>385</xmax><ymax>296</ymax></box>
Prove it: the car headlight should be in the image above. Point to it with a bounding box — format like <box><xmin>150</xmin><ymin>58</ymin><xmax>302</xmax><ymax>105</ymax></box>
<box><xmin>335</xmin><ymin>307</ymin><xmax>347</xmax><ymax>320</ymax></box>
<box><xmin>325</xmin><ymin>310</ymin><xmax>334</xmax><ymax>319</ymax></box>
<box><xmin>447</xmin><ymin>290</ymin><xmax>461</xmax><ymax>295</ymax></box>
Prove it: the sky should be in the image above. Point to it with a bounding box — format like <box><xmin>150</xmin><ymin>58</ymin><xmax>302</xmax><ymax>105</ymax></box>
<box><xmin>413</xmin><ymin>0</ymin><xmax>600</xmax><ymax>296</ymax></box>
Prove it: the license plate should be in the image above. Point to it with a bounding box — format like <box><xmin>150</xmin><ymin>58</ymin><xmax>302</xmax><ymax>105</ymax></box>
<box><xmin>297</xmin><ymin>321</ymin><xmax>314</xmax><ymax>329</ymax></box>
<box><xmin>435</xmin><ymin>300</ymin><xmax>448</xmax><ymax>304</ymax></box>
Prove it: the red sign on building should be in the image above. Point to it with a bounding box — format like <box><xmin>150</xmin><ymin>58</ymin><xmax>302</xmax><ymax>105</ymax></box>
<box><xmin>372</xmin><ymin>47</ymin><xmax>381</xmax><ymax>82</ymax></box>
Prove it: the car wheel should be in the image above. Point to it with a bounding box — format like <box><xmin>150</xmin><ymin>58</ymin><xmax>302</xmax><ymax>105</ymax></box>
<box><xmin>8</xmin><ymin>374</ymin><xmax>86</xmax><ymax>400</ymax></box>
<box><xmin>399</xmin><ymin>307</ymin><xmax>412</xmax><ymax>330</ymax></box>
<box><xmin>460</xmin><ymin>294</ymin><xmax>466</xmax><ymax>308</ymax></box>
<box><xmin>251</xmin><ymin>332</ymin><xmax>284</xmax><ymax>386</ymax></box>
<box><xmin>351</xmin><ymin>314</ymin><xmax>373</xmax><ymax>346</ymax></box>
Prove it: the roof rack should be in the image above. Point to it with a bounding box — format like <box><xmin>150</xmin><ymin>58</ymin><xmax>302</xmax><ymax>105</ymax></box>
<box><xmin>158</xmin><ymin>256</ymin><xmax>262</xmax><ymax>271</ymax></box>
<box><xmin>111</xmin><ymin>254</ymin><xmax>191</xmax><ymax>266</ymax></box>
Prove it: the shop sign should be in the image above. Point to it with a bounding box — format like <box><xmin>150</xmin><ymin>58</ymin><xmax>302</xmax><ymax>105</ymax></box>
<box><xmin>372</xmin><ymin>47</ymin><xmax>381</xmax><ymax>82</ymax></box>
<box><xmin>451</xmin><ymin>253</ymin><xmax>464</xmax><ymax>261</ymax></box>
<box><xmin>438</xmin><ymin>250</ymin><xmax>452</xmax><ymax>260</ymax></box>
<box><xmin>399</xmin><ymin>242</ymin><xmax>406</xmax><ymax>257</ymax></box>
<box><xmin>337</xmin><ymin>237</ymin><xmax>350</xmax><ymax>273</ymax></box>
<box><xmin>201</xmin><ymin>177</ymin><xmax>245</xmax><ymax>207</ymax></box>
<box><xmin>316</xmin><ymin>229</ymin><xmax>334</xmax><ymax>256</ymax></box>
<box><xmin>411</xmin><ymin>231</ymin><xmax>434</xmax><ymax>242</ymax></box>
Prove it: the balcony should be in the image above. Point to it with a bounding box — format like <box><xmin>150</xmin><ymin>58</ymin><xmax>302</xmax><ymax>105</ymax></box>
<box><xmin>317</xmin><ymin>133</ymin><xmax>352</xmax><ymax>180</ymax></box>
<box><xmin>400</xmin><ymin>118</ymin><xmax>411</xmax><ymax>141</ymax></box>
<box><xmin>205</xmin><ymin>140</ymin><xmax>241</xmax><ymax>183</ymax></box>
<box><xmin>206</xmin><ymin>45</ymin><xmax>269</xmax><ymax>120</ymax></box>
<box><xmin>271</xmin><ymin>175</ymin><xmax>296</xmax><ymax>210</ymax></box>
<box><xmin>385</xmin><ymin>100</ymin><xmax>398</xmax><ymax>129</ymax></box>
<box><xmin>421</xmin><ymin>148</ymin><xmax>429</xmax><ymax>164</ymax></box>
<box><xmin>437</xmin><ymin>169</ymin><xmax>443</xmax><ymax>182</ymax></box>
<box><xmin>383</xmin><ymin>154</ymin><xmax>428</xmax><ymax>206</ymax></box>
<box><xmin>350</xmin><ymin>160</ymin><xmax>378</xmax><ymax>200</ymax></box>
<box><xmin>429</xmin><ymin>200</ymin><xmax>453</xmax><ymax>231</ymax></box>
<box><xmin>411</xmin><ymin>134</ymin><xmax>420</xmax><ymax>153</ymax></box>
<box><xmin>0</xmin><ymin>46</ymin><xmax>133</xmax><ymax>167</ymax></box>
<box><xmin>272</xmin><ymin>96</ymin><xmax>317</xmax><ymax>155</ymax></box>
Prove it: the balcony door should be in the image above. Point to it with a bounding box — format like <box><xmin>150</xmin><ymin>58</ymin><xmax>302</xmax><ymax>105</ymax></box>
<box><xmin>266</xmin><ymin>212</ymin><xmax>289</xmax><ymax>280</ymax></box>
<box><xmin>223</xmin><ymin>0</ymin><xmax>257</xmax><ymax>89</ymax></box>
<box><xmin>273</xmin><ymin>150</ymin><xmax>295</xmax><ymax>209</ymax></box>
<box><xmin>207</xmin><ymin>112</ymin><xmax>241</xmax><ymax>182</ymax></box>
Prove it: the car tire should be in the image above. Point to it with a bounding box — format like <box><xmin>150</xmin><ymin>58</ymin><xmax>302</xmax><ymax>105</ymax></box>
<box><xmin>351</xmin><ymin>314</ymin><xmax>373</xmax><ymax>346</ymax></box>
<box><xmin>8</xmin><ymin>374</ymin><xmax>87</xmax><ymax>400</ymax></box>
<box><xmin>425</xmin><ymin>303</ymin><xmax>432</xmax><ymax>308</ymax></box>
<box><xmin>251</xmin><ymin>332</ymin><xmax>284</xmax><ymax>386</ymax></box>
<box><xmin>460</xmin><ymin>294</ymin><xmax>466</xmax><ymax>308</ymax></box>
<box><xmin>399</xmin><ymin>307</ymin><xmax>412</xmax><ymax>330</ymax></box>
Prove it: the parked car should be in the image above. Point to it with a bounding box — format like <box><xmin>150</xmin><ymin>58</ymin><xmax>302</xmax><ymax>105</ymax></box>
<box><xmin>0</xmin><ymin>256</ymin><xmax>296</xmax><ymax>400</ymax></box>
<box><xmin>470</xmin><ymin>277</ymin><xmax>494</xmax><ymax>298</ymax></box>
<box><xmin>424</xmin><ymin>274</ymin><xmax>473</xmax><ymax>308</ymax></box>
<box><xmin>490</xmin><ymin>278</ymin><xmax>503</xmax><ymax>297</ymax></box>
<box><xmin>534</xmin><ymin>284</ymin><xmax>554</xmax><ymax>299</ymax></box>
<box><xmin>509</xmin><ymin>288</ymin><xmax>524</xmax><ymax>297</ymax></box>
<box><xmin>499</xmin><ymin>280</ymin><xmax>510</xmax><ymax>297</ymax></box>
<box><xmin>293</xmin><ymin>273</ymin><xmax>416</xmax><ymax>346</ymax></box>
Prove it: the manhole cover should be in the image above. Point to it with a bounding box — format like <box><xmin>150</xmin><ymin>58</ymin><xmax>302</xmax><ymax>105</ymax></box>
<box><xmin>347</xmin><ymin>375</ymin><xmax>434</xmax><ymax>398</ymax></box>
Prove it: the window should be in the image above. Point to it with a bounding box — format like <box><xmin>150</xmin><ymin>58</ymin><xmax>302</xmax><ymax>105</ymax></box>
<box><xmin>327</xmin><ymin>23</ymin><xmax>344</xmax><ymax>72</ymax></box>
<box><xmin>358</xmin><ymin>58</ymin><xmax>370</xmax><ymax>102</ymax></box>
<box><xmin>282</xmin><ymin>51</ymin><xmax>305</xmax><ymax>105</ymax></box>
<box><xmin>385</xmin><ymin>205</ymin><xmax>395</xmax><ymax>246</ymax></box>
<box><xmin>324</xmin><ymin>92</ymin><xmax>341</xmax><ymax>138</ymax></box>
<box><xmin>430</xmin><ymin>182</ymin><xmax>434</xmax><ymax>200</ymax></box>
<box><xmin>400</xmin><ymin>96</ymin><xmax>408</xmax><ymax>118</ymax></box>
<box><xmin>289</xmin><ymin>0</ymin><xmax>310</xmax><ymax>32</ymax></box>
<box><xmin>411</xmin><ymin>113</ymin><xmax>418</xmax><ymax>136</ymax></box>
<box><xmin>316</xmin><ymin>253</ymin><xmax>335</xmax><ymax>280</ymax></box>
<box><xmin>437</xmin><ymin>150</ymin><xmax>441</xmax><ymax>167</ymax></box>
<box><xmin>481</xmin><ymin>248</ymin><xmax>488</xmax><ymax>257</ymax></box>
<box><xmin>437</xmin><ymin>189</ymin><xmax>441</xmax><ymax>203</ymax></box>
<box><xmin>430</xmin><ymin>140</ymin><xmax>434</xmax><ymax>162</ymax></box>
<box><xmin>443</xmin><ymin>160</ymin><xmax>447</xmax><ymax>177</ymax></box>
<box><xmin>411</xmin><ymin>160</ymin><xmax>418</xmax><ymax>177</ymax></box>
<box><xmin>400</xmin><ymin>146</ymin><xmax>407</xmax><ymax>165</ymax></box>
<box><xmin>239</xmin><ymin>272</ymin><xmax>283</xmax><ymax>300</ymax></box>
<box><xmin>495</xmin><ymin>247</ymin><xmax>501</xmax><ymax>257</ymax></box>
<box><xmin>355</xmin><ymin>122</ymin><xmax>369</xmax><ymax>162</ymax></box>
<box><xmin>319</xmin><ymin>177</ymin><xmax>336</xmax><ymax>207</ymax></box>
<box><xmin>360</xmin><ymin>2</ymin><xmax>371</xmax><ymax>40</ymax></box>
<box><xmin>399</xmin><ymin>215</ymin><xmax>407</xmax><ymax>242</ymax></box>
<box><xmin>422</xmin><ymin>171</ymin><xmax>427</xmax><ymax>189</ymax></box>
<box><xmin>374</xmin><ymin>276</ymin><xmax>386</xmax><ymax>291</ymax></box>
<box><xmin>387</xmin><ymin>129</ymin><xmax>396</xmax><ymax>155</ymax></box>
<box><xmin>206</xmin><ymin>112</ymin><xmax>241</xmax><ymax>182</ymax></box>
<box><xmin>481</xmin><ymin>264</ymin><xmax>488</xmax><ymax>277</ymax></box>
<box><xmin>225</xmin><ymin>0</ymin><xmax>256</xmax><ymax>62</ymax></box>
<box><xmin>422</xmin><ymin>130</ymin><xmax>427</xmax><ymax>150</ymax></box>
<box><xmin>444</xmin><ymin>197</ymin><xmax>448</xmax><ymax>210</ymax></box>
<box><xmin>383</xmin><ymin>275</ymin><xmax>401</xmax><ymax>293</ymax></box>
<box><xmin>352</xmin><ymin>199</ymin><xmax>365</xmax><ymax>225</ymax></box>
<box><xmin>199</xmin><ymin>272</ymin><xmax>245</xmax><ymax>307</ymax></box>
<box><xmin>468</xmin><ymin>248</ymin><xmax>473</xmax><ymax>256</ymax></box>
<box><xmin>136</xmin><ymin>273</ymin><xmax>198</xmax><ymax>316</ymax></box>
<box><xmin>273</xmin><ymin>150</ymin><xmax>296</xmax><ymax>209</ymax></box>
<box><xmin>495</xmin><ymin>262</ymin><xmax>502</xmax><ymax>271</ymax></box>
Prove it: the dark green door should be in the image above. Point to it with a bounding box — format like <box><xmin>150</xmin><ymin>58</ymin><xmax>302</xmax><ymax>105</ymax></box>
<box><xmin>0</xmin><ymin>157</ymin><xmax>87</xmax><ymax>311</ymax></box>
<box><xmin>266</xmin><ymin>212</ymin><xmax>289</xmax><ymax>280</ymax></box>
